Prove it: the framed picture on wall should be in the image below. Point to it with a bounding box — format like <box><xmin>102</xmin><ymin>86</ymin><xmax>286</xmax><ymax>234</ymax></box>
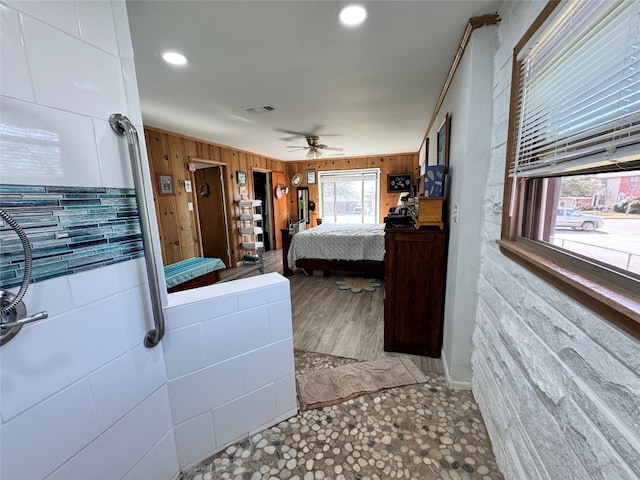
<box><xmin>437</xmin><ymin>113</ymin><xmax>450</xmax><ymax>172</ymax></box>
<box><xmin>387</xmin><ymin>173</ymin><xmax>412</xmax><ymax>192</ymax></box>
<box><xmin>157</xmin><ymin>174</ymin><xmax>174</xmax><ymax>195</ymax></box>
<box><xmin>236</xmin><ymin>171</ymin><xmax>247</xmax><ymax>185</ymax></box>
<box><xmin>306</xmin><ymin>170</ymin><xmax>317</xmax><ymax>185</ymax></box>
<box><xmin>419</xmin><ymin>138</ymin><xmax>429</xmax><ymax>176</ymax></box>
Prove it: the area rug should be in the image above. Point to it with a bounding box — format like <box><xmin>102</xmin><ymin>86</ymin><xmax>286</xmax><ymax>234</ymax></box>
<box><xmin>335</xmin><ymin>277</ymin><xmax>382</xmax><ymax>293</ymax></box>
<box><xmin>296</xmin><ymin>357</ymin><xmax>428</xmax><ymax>411</ymax></box>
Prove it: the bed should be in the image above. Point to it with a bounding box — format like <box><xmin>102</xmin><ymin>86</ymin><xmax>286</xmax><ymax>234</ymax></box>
<box><xmin>164</xmin><ymin>257</ymin><xmax>226</xmax><ymax>292</ymax></box>
<box><xmin>282</xmin><ymin>223</ymin><xmax>386</xmax><ymax>277</ymax></box>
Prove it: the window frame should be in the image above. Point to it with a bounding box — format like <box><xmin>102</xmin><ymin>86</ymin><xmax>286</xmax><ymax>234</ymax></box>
<box><xmin>317</xmin><ymin>168</ymin><xmax>380</xmax><ymax>224</ymax></box>
<box><xmin>499</xmin><ymin>0</ymin><xmax>640</xmax><ymax>338</ymax></box>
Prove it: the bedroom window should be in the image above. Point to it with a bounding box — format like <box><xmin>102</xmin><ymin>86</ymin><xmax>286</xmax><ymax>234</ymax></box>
<box><xmin>318</xmin><ymin>169</ymin><xmax>380</xmax><ymax>224</ymax></box>
<box><xmin>500</xmin><ymin>0</ymin><xmax>640</xmax><ymax>332</ymax></box>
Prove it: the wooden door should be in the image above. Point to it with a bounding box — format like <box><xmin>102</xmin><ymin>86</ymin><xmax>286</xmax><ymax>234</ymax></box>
<box><xmin>272</xmin><ymin>171</ymin><xmax>289</xmax><ymax>249</ymax></box>
<box><xmin>194</xmin><ymin>166</ymin><xmax>229</xmax><ymax>265</ymax></box>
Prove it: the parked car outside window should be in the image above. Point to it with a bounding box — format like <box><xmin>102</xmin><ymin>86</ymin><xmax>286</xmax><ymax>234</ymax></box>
<box><xmin>353</xmin><ymin>202</ymin><xmax>371</xmax><ymax>214</ymax></box>
<box><xmin>555</xmin><ymin>208</ymin><xmax>604</xmax><ymax>231</ymax></box>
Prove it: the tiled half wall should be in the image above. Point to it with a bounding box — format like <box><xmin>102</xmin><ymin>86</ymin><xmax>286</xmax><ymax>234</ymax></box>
<box><xmin>0</xmin><ymin>184</ymin><xmax>143</xmax><ymax>289</ymax></box>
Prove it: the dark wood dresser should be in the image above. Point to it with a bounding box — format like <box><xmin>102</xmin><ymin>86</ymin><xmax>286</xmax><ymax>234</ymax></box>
<box><xmin>281</xmin><ymin>228</ymin><xmax>293</xmax><ymax>276</ymax></box>
<box><xmin>384</xmin><ymin>227</ymin><xmax>448</xmax><ymax>357</ymax></box>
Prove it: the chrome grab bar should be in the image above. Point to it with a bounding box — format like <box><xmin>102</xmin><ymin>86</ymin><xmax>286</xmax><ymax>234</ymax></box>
<box><xmin>110</xmin><ymin>114</ymin><xmax>165</xmax><ymax>348</ymax></box>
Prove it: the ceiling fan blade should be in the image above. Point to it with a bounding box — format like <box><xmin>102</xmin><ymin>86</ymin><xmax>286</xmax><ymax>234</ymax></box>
<box><xmin>323</xmin><ymin>147</ymin><xmax>344</xmax><ymax>151</ymax></box>
<box><xmin>286</xmin><ymin>145</ymin><xmax>309</xmax><ymax>149</ymax></box>
<box><xmin>277</xmin><ymin>126</ymin><xmax>343</xmax><ymax>142</ymax></box>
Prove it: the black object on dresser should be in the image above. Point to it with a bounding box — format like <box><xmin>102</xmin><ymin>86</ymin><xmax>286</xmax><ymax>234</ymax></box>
<box><xmin>384</xmin><ymin>226</ymin><xmax>448</xmax><ymax>358</ymax></box>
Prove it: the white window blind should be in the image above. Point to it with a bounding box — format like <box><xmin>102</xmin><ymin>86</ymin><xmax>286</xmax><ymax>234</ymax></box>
<box><xmin>513</xmin><ymin>0</ymin><xmax>640</xmax><ymax>177</ymax></box>
<box><xmin>318</xmin><ymin>170</ymin><xmax>379</xmax><ymax>183</ymax></box>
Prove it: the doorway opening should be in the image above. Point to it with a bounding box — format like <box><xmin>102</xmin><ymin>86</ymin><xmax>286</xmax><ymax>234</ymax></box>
<box><xmin>193</xmin><ymin>164</ymin><xmax>231</xmax><ymax>266</ymax></box>
<box><xmin>252</xmin><ymin>170</ymin><xmax>274</xmax><ymax>252</ymax></box>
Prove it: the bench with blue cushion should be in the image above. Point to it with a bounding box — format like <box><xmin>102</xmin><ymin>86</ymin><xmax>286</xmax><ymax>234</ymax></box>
<box><xmin>164</xmin><ymin>257</ymin><xmax>226</xmax><ymax>292</ymax></box>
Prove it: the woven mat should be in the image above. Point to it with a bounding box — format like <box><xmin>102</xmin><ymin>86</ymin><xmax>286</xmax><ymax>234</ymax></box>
<box><xmin>296</xmin><ymin>357</ymin><xmax>427</xmax><ymax>411</ymax></box>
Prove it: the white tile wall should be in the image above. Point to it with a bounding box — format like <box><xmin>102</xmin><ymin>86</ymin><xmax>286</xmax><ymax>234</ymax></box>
<box><xmin>21</xmin><ymin>14</ymin><xmax>127</xmax><ymax>119</ymax></box>
<box><xmin>212</xmin><ymin>385</ymin><xmax>277</xmax><ymax>447</ymax></box>
<box><xmin>89</xmin><ymin>344</ymin><xmax>167</xmax><ymax>431</ymax></box>
<box><xmin>0</xmin><ymin>2</ymin><xmax>179</xmax><ymax>479</ymax></box>
<box><xmin>4</xmin><ymin>0</ymin><xmax>80</xmax><ymax>37</ymax></box>
<box><xmin>167</xmin><ymin>357</ymin><xmax>245</xmax><ymax>425</ymax></box>
<box><xmin>274</xmin><ymin>374</ymin><xmax>297</xmax><ymax>416</ymax></box>
<box><xmin>47</xmin><ymin>386</ymin><xmax>174</xmax><ymax>480</ymax></box>
<box><xmin>124</xmin><ymin>431</ymin><xmax>179</xmax><ymax>480</ymax></box>
<box><xmin>269</xmin><ymin>298</ymin><xmax>294</xmax><ymax>341</ymax></box>
<box><xmin>0</xmin><ymin>379</ymin><xmax>100</xmax><ymax>480</ymax></box>
<box><xmin>111</xmin><ymin>0</ymin><xmax>134</xmax><ymax>60</ymax></box>
<box><xmin>0</xmin><ymin>2</ymin><xmax>296</xmax><ymax>479</ymax></box>
<box><xmin>67</xmin><ymin>257</ymin><xmax>147</xmax><ymax>307</ymax></box>
<box><xmin>19</xmin><ymin>273</ymin><xmax>74</xmax><ymax>319</ymax></box>
<box><xmin>0</xmin><ymin>4</ymin><xmax>34</xmax><ymax>101</ymax></box>
<box><xmin>201</xmin><ymin>305</ymin><xmax>271</xmax><ymax>366</ymax></box>
<box><xmin>119</xmin><ymin>286</ymin><xmax>154</xmax><ymax>351</ymax></box>
<box><xmin>164</xmin><ymin>274</ymin><xmax>297</xmax><ymax>469</ymax></box>
<box><xmin>0</xmin><ymin>96</ymin><xmax>103</xmax><ymax>187</ymax></box>
<box><xmin>242</xmin><ymin>338</ymin><xmax>295</xmax><ymax>392</ymax></box>
<box><xmin>164</xmin><ymin>293</ymin><xmax>238</xmax><ymax>330</ymax></box>
<box><xmin>173</xmin><ymin>412</ymin><xmax>217</xmax><ymax>468</ymax></box>
<box><xmin>163</xmin><ymin>323</ymin><xmax>206</xmax><ymax>380</ymax></box>
<box><xmin>1</xmin><ymin>298</ymin><xmax>129</xmax><ymax>421</ymax></box>
<box><xmin>76</xmin><ymin>0</ymin><xmax>119</xmax><ymax>55</ymax></box>
<box><xmin>94</xmin><ymin>117</ymin><xmax>136</xmax><ymax>189</ymax></box>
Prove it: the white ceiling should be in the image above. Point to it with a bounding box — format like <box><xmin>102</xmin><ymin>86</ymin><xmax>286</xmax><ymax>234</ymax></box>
<box><xmin>126</xmin><ymin>1</ymin><xmax>501</xmax><ymax>161</ymax></box>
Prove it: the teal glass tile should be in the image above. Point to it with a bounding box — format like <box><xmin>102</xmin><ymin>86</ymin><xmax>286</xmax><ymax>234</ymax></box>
<box><xmin>0</xmin><ymin>185</ymin><xmax>46</xmax><ymax>194</ymax></box>
<box><xmin>0</xmin><ymin>184</ymin><xmax>143</xmax><ymax>288</ymax></box>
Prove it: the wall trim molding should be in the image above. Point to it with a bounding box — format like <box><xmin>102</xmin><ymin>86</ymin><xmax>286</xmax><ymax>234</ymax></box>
<box><xmin>422</xmin><ymin>13</ymin><xmax>501</xmax><ymax>143</ymax></box>
<box><xmin>441</xmin><ymin>351</ymin><xmax>473</xmax><ymax>390</ymax></box>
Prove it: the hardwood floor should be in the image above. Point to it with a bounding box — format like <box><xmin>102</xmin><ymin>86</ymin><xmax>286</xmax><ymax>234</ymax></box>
<box><xmin>222</xmin><ymin>249</ymin><xmax>443</xmax><ymax>374</ymax></box>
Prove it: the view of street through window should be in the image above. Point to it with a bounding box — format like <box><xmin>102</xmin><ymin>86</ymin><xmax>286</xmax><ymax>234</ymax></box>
<box><xmin>550</xmin><ymin>215</ymin><xmax>640</xmax><ymax>274</ymax></box>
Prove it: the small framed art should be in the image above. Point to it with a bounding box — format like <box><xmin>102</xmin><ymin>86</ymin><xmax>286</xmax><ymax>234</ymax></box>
<box><xmin>236</xmin><ymin>171</ymin><xmax>247</xmax><ymax>185</ymax></box>
<box><xmin>437</xmin><ymin>113</ymin><xmax>451</xmax><ymax>172</ymax></box>
<box><xmin>157</xmin><ymin>174</ymin><xmax>174</xmax><ymax>195</ymax></box>
<box><xmin>387</xmin><ymin>173</ymin><xmax>412</xmax><ymax>192</ymax></box>
<box><xmin>306</xmin><ymin>170</ymin><xmax>317</xmax><ymax>185</ymax></box>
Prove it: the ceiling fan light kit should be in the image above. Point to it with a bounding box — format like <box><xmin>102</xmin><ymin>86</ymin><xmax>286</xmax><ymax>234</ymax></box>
<box><xmin>287</xmin><ymin>135</ymin><xmax>343</xmax><ymax>158</ymax></box>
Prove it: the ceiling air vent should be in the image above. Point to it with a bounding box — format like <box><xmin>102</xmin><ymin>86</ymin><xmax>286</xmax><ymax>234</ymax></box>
<box><xmin>242</xmin><ymin>105</ymin><xmax>276</xmax><ymax>114</ymax></box>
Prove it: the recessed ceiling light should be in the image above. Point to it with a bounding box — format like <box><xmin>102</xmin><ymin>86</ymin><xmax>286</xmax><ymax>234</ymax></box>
<box><xmin>162</xmin><ymin>51</ymin><xmax>188</xmax><ymax>66</ymax></box>
<box><xmin>339</xmin><ymin>4</ymin><xmax>367</xmax><ymax>27</ymax></box>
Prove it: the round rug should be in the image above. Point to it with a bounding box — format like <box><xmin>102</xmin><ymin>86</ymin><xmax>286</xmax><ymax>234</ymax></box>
<box><xmin>335</xmin><ymin>277</ymin><xmax>382</xmax><ymax>293</ymax></box>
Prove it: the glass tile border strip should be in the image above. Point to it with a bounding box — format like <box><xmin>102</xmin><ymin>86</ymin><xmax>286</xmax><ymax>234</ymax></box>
<box><xmin>0</xmin><ymin>184</ymin><xmax>144</xmax><ymax>289</ymax></box>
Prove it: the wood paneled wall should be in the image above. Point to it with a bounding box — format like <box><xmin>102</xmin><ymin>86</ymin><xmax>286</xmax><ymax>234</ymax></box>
<box><xmin>144</xmin><ymin>125</ymin><xmax>418</xmax><ymax>266</ymax></box>
<box><xmin>144</xmin><ymin>127</ymin><xmax>287</xmax><ymax>267</ymax></box>
<box><xmin>285</xmin><ymin>154</ymin><xmax>419</xmax><ymax>226</ymax></box>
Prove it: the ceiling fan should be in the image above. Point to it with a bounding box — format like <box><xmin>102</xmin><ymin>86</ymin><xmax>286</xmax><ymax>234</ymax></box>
<box><xmin>287</xmin><ymin>136</ymin><xmax>343</xmax><ymax>158</ymax></box>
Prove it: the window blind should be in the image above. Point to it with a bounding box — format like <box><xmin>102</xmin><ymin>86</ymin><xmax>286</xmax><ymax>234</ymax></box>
<box><xmin>318</xmin><ymin>169</ymin><xmax>379</xmax><ymax>183</ymax></box>
<box><xmin>513</xmin><ymin>0</ymin><xmax>640</xmax><ymax>177</ymax></box>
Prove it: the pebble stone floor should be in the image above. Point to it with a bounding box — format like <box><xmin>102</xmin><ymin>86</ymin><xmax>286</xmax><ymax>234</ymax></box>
<box><xmin>182</xmin><ymin>350</ymin><xmax>503</xmax><ymax>480</ymax></box>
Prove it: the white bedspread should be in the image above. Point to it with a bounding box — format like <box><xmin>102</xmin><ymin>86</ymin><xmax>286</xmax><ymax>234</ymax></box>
<box><xmin>287</xmin><ymin>223</ymin><xmax>385</xmax><ymax>268</ymax></box>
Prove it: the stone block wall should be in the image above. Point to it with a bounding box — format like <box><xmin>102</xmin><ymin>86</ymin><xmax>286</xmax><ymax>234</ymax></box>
<box><xmin>472</xmin><ymin>2</ymin><xmax>640</xmax><ymax>479</ymax></box>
